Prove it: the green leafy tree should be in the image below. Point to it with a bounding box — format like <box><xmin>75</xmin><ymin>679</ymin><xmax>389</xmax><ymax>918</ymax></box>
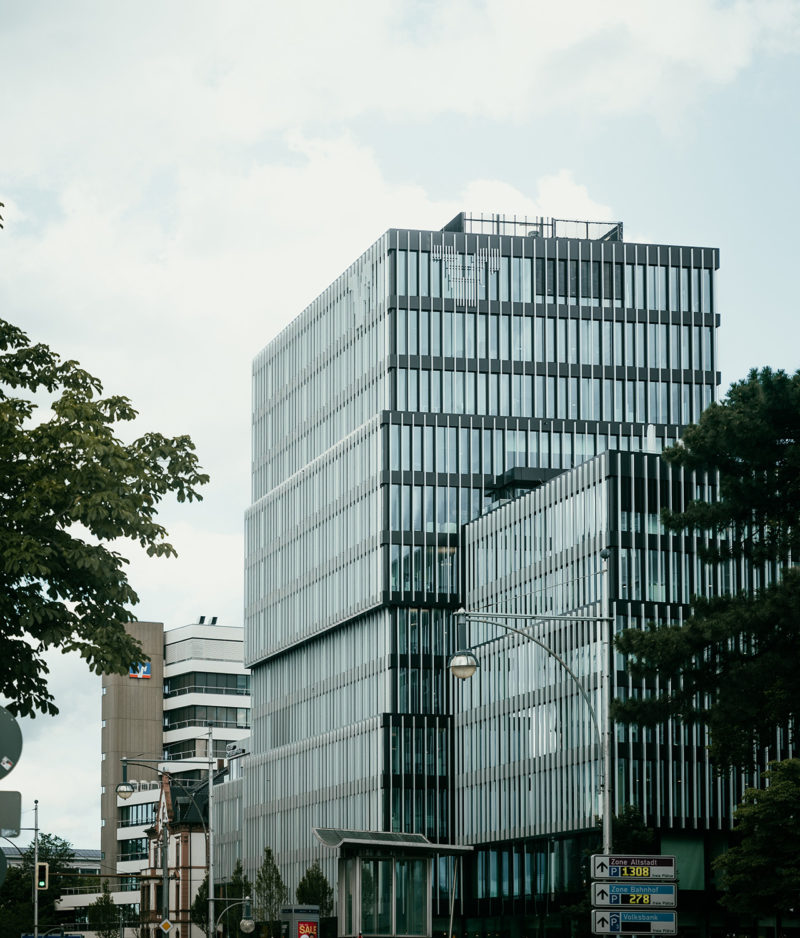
<box><xmin>193</xmin><ymin>862</ymin><xmax>254</xmax><ymax>934</ymax></box>
<box><xmin>0</xmin><ymin>318</ymin><xmax>208</xmax><ymax>716</ymax></box>
<box><xmin>24</xmin><ymin>833</ymin><xmax>75</xmax><ymax>923</ymax></box>
<box><xmin>0</xmin><ymin>834</ymin><xmax>76</xmax><ymax>933</ymax></box>
<box><xmin>296</xmin><ymin>860</ymin><xmax>333</xmax><ymax>917</ymax></box>
<box><xmin>254</xmin><ymin>846</ymin><xmax>288</xmax><ymax>938</ymax></box>
<box><xmin>611</xmin><ymin>804</ymin><xmax>657</xmax><ymax>854</ymax></box>
<box><xmin>0</xmin><ymin>864</ymin><xmax>35</xmax><ymax>935</ymax></box>
<box><xmin>21</xmin><ymin>832</ymin><xmax>76</xmax><ymax>884</ymax></box>
<box><xmin>87</xmin><ymin>880</ymin><xmax>120</xmax><ymax>938</ymax></box>
<box><xmin>713</xmin><ymin>759</ymin><xmax>800</xmax><ymax>928</ymax></box>
<box><xmin>613</xmin><ymin>369</ymin><xmax>800</xmax><ymax>769</ymax></box>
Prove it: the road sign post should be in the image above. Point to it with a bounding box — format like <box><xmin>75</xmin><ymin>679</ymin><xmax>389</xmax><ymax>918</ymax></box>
<box><xmin>592</xmin><ymin>882</ymin><xmax>677</xmax><ymax>907</ymax></box>
<box><xmin>592</xmin><ymin>910</ymin><xmax>678</xmax><ymax>934</ymax></box>
<box><xmin>591</xmin><ymin>855</ymin><xmax>678</xmax><ymax>934</ymax></box>
<box><xmin>591</xmin><ymin>855</ymin><xmax>677</xmax><ymax>880</ymax></box>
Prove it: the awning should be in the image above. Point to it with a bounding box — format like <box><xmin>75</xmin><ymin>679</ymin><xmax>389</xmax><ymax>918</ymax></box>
<box><xmin>312</xmin><ymin>828</ymin><xmax>472</xmax><ymax>854</ymax></box>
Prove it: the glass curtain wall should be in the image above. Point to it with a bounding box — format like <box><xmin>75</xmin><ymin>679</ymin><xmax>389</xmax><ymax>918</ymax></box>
<box><xmin>245</xmin><ymin>215</ymin><xmax>720</xmax><ymax>907</ymax></box>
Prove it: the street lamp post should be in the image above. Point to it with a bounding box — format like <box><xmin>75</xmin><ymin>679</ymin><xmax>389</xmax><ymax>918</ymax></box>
<box><xmin>214</xmin><ymin>896</ymin><xmax>255</xmax><ymax>935</ymax></box>
<box><xmin>449</xmin><ymin>552</ymin><xmax>614</xmax><ymax>854</ymax></box>
<box><xmin>116</xmin><ymin>741</ymin><xmax>217</xmax><ymax>938</ymax></box>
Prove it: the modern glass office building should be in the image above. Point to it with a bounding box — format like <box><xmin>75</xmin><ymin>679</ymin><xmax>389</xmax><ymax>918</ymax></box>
<box><xmin>456</xmin><ymin>448</ymin><xmax>776</xmax><ymax>933</ymax></box>
<box><xmin>243</xmin><ymin>213</ymin><xmax>720</xmax><ymax>919</ymax></box>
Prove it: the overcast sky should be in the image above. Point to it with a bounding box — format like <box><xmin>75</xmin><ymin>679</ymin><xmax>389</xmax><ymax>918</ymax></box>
<box><xmin>1</xmin><ymin>0</ymin><xmax>799</xmax><ymax>852</ymax></box>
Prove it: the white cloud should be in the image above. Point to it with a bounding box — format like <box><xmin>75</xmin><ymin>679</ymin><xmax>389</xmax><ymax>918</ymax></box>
<box><xmin>4</xmin><ymin>650</ymin><xmax>102</xmax><ymax>850</ymax></box>
<box><xmin>460</xmin><ymin>171</ymin><xmax>614</xmax><ymax>221</ymax></box>
<box><xmin>2</xmin><ymin>0</ymin><xmax>798</xmax><ymax>195</ymax></box>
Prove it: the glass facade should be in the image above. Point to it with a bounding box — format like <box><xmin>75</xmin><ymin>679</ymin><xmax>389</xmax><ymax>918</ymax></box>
<box><xmin>244</xmin><ymin>213</ymin><xmax>720</xmax><ymax>906</ymax></box>
<box><xmin>456</xmin><ymin>449</ymin><xmax>790</xmax><ymax>921</ymax></box>
<box><xmin>118</xmin><ymin>802</ymin><xmax>157</xmax><ymax>828</ymax></box>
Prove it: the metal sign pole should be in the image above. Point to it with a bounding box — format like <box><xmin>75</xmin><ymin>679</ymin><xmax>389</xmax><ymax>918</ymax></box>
<box><xmin>208</xmin><ymin>725</ymin><xmax>215</xmax><ymax>938</ymax></box>
<box><xmin>33</xmin><ymin>799</ymin><xmax>39</xmax><ymax>938</ymax></box>
<box><xmin>601</xmin><ymin>552</ymin><xmax>613</xmax><ymax>855</ymax></box>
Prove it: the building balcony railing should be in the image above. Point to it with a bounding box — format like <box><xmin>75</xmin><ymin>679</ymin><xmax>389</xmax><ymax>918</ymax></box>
<box><xmin>117</xmin><ymin>851</ymin><xmax>148</xmax><ymax>862</ymax></box>
<box><xmin>163</xmin><ymin>718</ymin><xmax>250</xmax><ymax>732</ymax></box>
<box><xmin>118</xmin><ymin>817</ymin><xmax>156</xmax><ymax>829</ymax></box>
<box><xmin>61</xmin><ymin>881</ymin><xmax>141</xmax><ymax>894</ymax></box>
<box><xmin>164</xmin><ymin>685</ymin><xmax>249</xmax><ymax>699</ymax></box>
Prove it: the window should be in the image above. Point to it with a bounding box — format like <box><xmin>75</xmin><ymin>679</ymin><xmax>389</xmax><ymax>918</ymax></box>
<box><xmin>396</xmin><ymin>251</ymin><xmax>407</xmax><ymax>295</ymax></box>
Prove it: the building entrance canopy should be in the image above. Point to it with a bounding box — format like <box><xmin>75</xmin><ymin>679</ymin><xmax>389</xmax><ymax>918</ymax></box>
<box><xmin>313</xmin><ymin>829</ymin><xmax>472</xmax><ymax>938</ymax></box>
<box><xmin>313</xmin><ymin>828</ymin><xmax>472</xmax><ymax>856</ymax></box>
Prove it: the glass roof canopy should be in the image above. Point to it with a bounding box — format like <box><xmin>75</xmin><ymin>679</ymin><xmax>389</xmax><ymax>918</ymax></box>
<box><xmin>313</xmin><ymin>828</ymin><xmax>473</xmax><ymax>855</ymax></box>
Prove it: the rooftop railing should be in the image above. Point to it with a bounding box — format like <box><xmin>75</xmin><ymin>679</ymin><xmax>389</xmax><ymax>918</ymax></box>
<box><xmin>443</xmin><ymin>211</ymin><xmax>624</xmax><ymax>241</ymax></box>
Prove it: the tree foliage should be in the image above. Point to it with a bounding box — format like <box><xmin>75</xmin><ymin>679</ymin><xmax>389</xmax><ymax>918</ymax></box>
<box><xmin>193</xmin><ymin>862</ymin><xmax>254</xmax><ymax>933</ymax></box>
<box><xmin>660</xmin><ymin>367</ymin><xmax>800</xmax><ymax>564</ymax></box>
<box><xmin>211</xmin><ymin>860</ymin><xmax>254</xmax><ymax>936</ymax></box>
<box><xmin>614</xmin><ymin>569</ymin><xmax>800</xmax><ymax>768</ymax></box>
<box><xmin>87</xmin><ymin>880</ymin><xmax>120</xmax><ymax>938</ymax></box>
<box><xmin>296</xmin><ymin>860</ymin><xmax>333</xmax><ymax>917</ymax></box>
<box><xmin>0</xmin><ymin>864</ymin><xmax>37</xmax><ymax>935</ymax></box>
<box><xmin>21</xmin><ymin>832</ymin><xmax>76</xmax><ymax>883</ymax></box>
<box><xmin>254</xmin><ymin>847</ymin><xmax>288</xmax><ymax>938</ymax></box>
<box><xmin>0</xmin><ymin>318</ymin><xmax>208</xmax><ymax>716</ymax></box>
<box><xmin>613</xmin><ymin>368</ymin><xmax>800</xmax><ymax>770</ymax></box>
<box><xmin>191</xmin><ymin>871</ymin><xmax>210</xmax><ymax>930</ymax></box>
<box><xmin>611</xmin><ymin>805</ymin><xmax>656</xmax><ymax>854</ymax></box>
<box><xmin>0</xmin><ymin>834</ymin><xmax>75</xmax><ymax>933</ymax></box>
<box><xmin>713</xmin><ymin>759</ymin><xmax>800</xmax><ymax>923</ymax></box>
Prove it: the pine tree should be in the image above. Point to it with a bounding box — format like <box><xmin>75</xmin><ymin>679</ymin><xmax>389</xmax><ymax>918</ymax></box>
<box><xmin>191</xmin><ymin>872</ymin><xmax>209</xmax><ymax>930</ymax></box>
<box><xmin>296</xmin><ymin>860</ymin><xmax>333</xmax><ymax>917</ymax></box>
<box><xmin>254</xmin><ymin>847</ymin><xmax>288</xmax><ymax>938</ymax></box>
<box><xmin>613</xmin><ymin>368</ymin><xmax>800</xmax><ymax>769</ymax></box>
<box><xmin>87</xmin><ymin>881</ymin><xmax>120</xmax><ymax>938</ymax></box>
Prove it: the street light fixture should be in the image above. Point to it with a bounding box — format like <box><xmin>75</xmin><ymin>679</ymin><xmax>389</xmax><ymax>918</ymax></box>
<box><xmin>448</xmin><ymin>551</ymin><xmax>614</xmax><ymax>854</ymax></box>
<box><xmin>214</xmin><ymin>895</ymin><xmax>255</xmax><ymax>935</ymax></box>
<box><xmin>115</xmin><ymin>781</ymin><xmax>135</xmax><ymax>800</ymax></box>
<box><xmin>448</xmin><ymin>650</ymin><xmax>479</xmax><ymax>680</ymax></box>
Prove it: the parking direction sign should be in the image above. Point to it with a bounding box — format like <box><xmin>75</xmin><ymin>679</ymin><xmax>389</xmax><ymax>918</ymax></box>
<box><xmin>592</xmin><ymin>855</ymin><xmax>677</xmax><ymax>880</ymax></box>
<box><xmin>592</xmin><ymin>882</ymin><xmax>677</xmax><ymax>907</ymax></box>
<box><xmin>592</xmin><ymin>910</ymin><xmax>678</xmax><ymax>934</ymax></box>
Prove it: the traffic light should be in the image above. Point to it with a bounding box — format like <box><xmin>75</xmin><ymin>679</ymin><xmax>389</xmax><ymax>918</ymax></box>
<box><xmin>35</xmin><ymin>861</ymin><xmax>49</xmax><ymax>890</ymax></box>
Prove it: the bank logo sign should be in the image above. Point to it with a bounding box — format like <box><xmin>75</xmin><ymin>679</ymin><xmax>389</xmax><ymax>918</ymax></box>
<box><xmin>129</xmin><ymin>662</ymin><xmax>152</xmax><ymax>679</ymax></box>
